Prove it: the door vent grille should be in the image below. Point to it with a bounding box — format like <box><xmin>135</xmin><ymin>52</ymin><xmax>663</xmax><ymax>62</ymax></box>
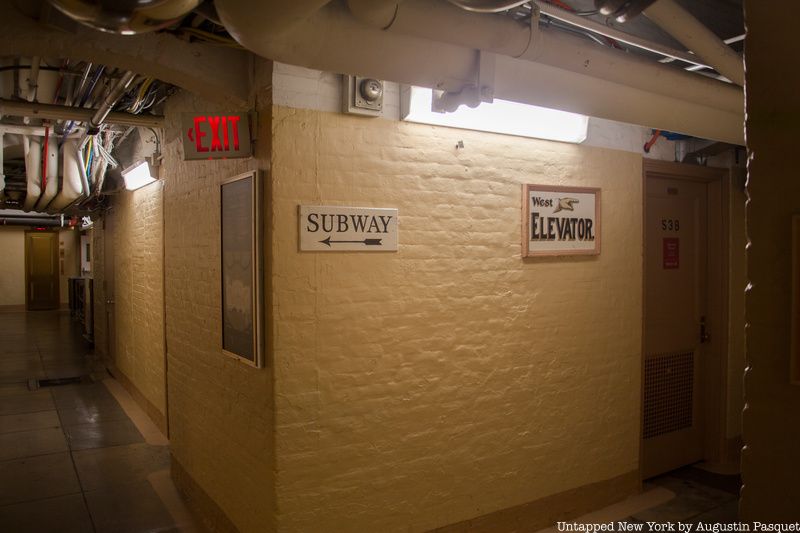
<box><xmin>643</xmin><ymin>351</ymin><xmax>694</xmax><ymax>439</ymax></box>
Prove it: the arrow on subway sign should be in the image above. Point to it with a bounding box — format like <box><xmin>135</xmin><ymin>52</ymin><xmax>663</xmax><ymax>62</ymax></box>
<box><xmin>319</xmin><ymin>236</ymin><xmax>383</xmax><ymax>247</ymax></box>
<box><xmin>299</xmin><ymin>206</ymin><xmax>399</xmax><ymax>252</ymax></box>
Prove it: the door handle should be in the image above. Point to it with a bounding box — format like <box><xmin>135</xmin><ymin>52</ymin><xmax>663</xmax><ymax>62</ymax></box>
<box><xmin>700</xmin><ymin>316</ymin><xmax>710</xmax><ymax>343</ymax></box>
<box><xmin>106</xmin><ymin>299</ymin><xmax>115</xmax><ymax>305</ymax></box>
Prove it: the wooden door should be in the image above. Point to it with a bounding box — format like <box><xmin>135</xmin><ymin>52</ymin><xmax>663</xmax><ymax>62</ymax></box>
<box><xmin>25</xmin><ymin>231</ymin><xmax>60</xmax><ymax>310</ymax></box>
<box><xmin>642</xmin><ymin>176</ymin><xmax>708</xmax><ymax>478</ymax></box>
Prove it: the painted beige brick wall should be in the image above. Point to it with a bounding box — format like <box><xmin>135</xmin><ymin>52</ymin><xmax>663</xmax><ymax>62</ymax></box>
<box><xmin>0</xmin><ymin>227</ymin><xmax>25</xmax><ymax>307</ymax></box>
<box><xmin>270</xmin><ymin>106</ymin><xmax>643</xmax><ymax>532</ymax></box>
<box><xmin>112</xmin><ymin>184</ymin><xmax>167</xmax><ymax>416</ymax></box>
<box><xmin>161</xmin><ymin>80</ymin><xmax>275</xmax><ymax>532</ymax></box>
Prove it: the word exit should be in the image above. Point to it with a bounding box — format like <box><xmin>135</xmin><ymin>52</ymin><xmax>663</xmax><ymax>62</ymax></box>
<box><xmin>181</xmin><ymin>112</ymin><xmax>252</xmax><ymax>160</ymax></box>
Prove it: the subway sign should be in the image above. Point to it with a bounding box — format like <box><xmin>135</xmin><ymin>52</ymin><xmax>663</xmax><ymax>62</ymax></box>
<box><xmin>181</xmin><ymin>112</ymin><xmax>252</xmax><ymax>160</ymax></box>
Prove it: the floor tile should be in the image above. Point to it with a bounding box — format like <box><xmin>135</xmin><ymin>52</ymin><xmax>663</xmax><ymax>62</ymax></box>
<box><xmin>0</xmin><ymin>410</ymin><xmax>60</xmax><ymax>434</ymax></box>
<box><xmin>85</xmin><ymin>479</ymin><xmax>175</xmax><ymax>533</ymax></box>
<box><xmin>688</xmin><ymin>499</ymin><xmax>740</xmax><ymax>523</ymax></box>
<box><xmin>73</xmin><ymin>442</ymin><xmax>170</xmax><ymax>491</ymax></box>
<box><xmin>58</xmin><ymin>400</ymin><xmax>129</xmax><ymax>427</ymax></box>
<box><xmin>64</xmin><ymin>418</ymin><xmax>145</xmax><ymax>451</ymax></box>
<box><xmin>0</xmin><ymin>352</ymin><xmax>41</xmax><ymax>364</ymax></box>
<box><xmin>632</xmin><ymin>467</ymin><xmax>739</xmax><ymax>524</ymax></box>
<box><xmin>0</xmin><ymin>426</ymin><xmax>69</xmax><ymax>461</ymax></box>
<box><xmin>0</xmin><ymin>345</ymin><xmax>39</xmax><ymax>356</ymax></box>
<box><xmin>0</xmin><ymin>383</ymin><xmax>31</xmax><ymax>397</ymax></box>
<box><xmin>52</xmin><ymin>382</ymin><xmax>116</xmax><ymax>409</ymax></box>
<box><xmin>0</xmin><ymin>452</ymin><xmax>82</xmax><ymax>506</ymax></box>
<box><xmin>0</xmin><ymin>493</ymin><xmax>94</xmax><ymax>533</ymax></box>
<box><xmin>0</xmin><ymin>361</ymin><xmax>46</xmax><ymax>384</ymax></box>
<box><xmin>0</xmin><ymin>391</ymin><xmax>55</xmax><ymax>416</ymax></box>
<box><xmin>44</xmin><ymin>363</ymin><xmax>91</xmax><ymax>379</ymax></box>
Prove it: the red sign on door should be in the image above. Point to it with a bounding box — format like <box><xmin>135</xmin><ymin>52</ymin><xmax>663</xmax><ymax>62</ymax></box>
<box><xmin>181</xmin><ymin>112</ymin><xmax>252</xmax><ymax>160</ymax></box>
<box><xmin>663</xmin><ymin>237</ymin><xmax>679</xmax><ymax>269</ymax></box>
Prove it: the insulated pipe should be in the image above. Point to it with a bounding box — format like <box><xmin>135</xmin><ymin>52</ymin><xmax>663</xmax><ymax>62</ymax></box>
<box><xmin>644</xmin><ymin>0</ymin><xmax>744</xmax><ymax>86</ymax></box>
<box><xmin>0</xmin><ymin>217</ymin><xmax>65</xmax><ymax>227</ymax></box>
<box><xmin>34</xmin><ymin>132</ymin><xmax>59</xmax><ymax>212</ymax></box>
<box><xmin>22</xmin><ymin>135</ymin><xmax>41</xmax><ymax>211</ymax></box>
<box><xmin>219</xmin><ymin>0</ymin><xmax>478</xmax><ymax>94</ymax></box>
<box><xmin>216</xmin><ymin>0</ymin><xmax>744</xmax><ymax>142</ymax></box>
<box><xmin>26</xmin><ymin>56</ymin><xmax>40</xmax><ymax>102</ymax></box>
<box><xmin>345</xmin><ymin>0</ymin><xmax>400</xmax><ymax>28</ymax></box>
<box><xmin>247</xmin><ymin>0</ymin><xmax>333</xmax><ymax>36</ymax></box>
<box><xmin>46</xmin><ymin>141</ymin><xmax>86</xmax><ymax>213</ymax></box>
<box><xmin>348</xmin><ymin>0</ymin><xmax>534</xmax><ymax>57</ymax></box>
<box><xmin>0</xmin><ymin>99</ymin><xmax>165</xmax><ymax>128</ymax></box>
<box><xmin>0</xmin><ymin>123</ymin><xmax>83</xmax><ymax>138</ymax></box>
<box><xmin>342</xmin><ymin>0</ymin><xmax>740</xmax><ymax>113</ymax></box>
<box><xmin>0</xmin><ymin>213</ymin><xmax>61</xmax><ymax>220</ymax></box>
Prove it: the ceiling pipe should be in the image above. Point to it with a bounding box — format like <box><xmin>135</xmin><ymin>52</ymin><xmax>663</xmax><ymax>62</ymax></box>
<box><xmin>215</xmin><ymin>0</ymin><xmax>744</xmax><ymax>143</ymax></box>
<box><xmin>446</xmin><ymin>0</ymin><xmax>529</xmax><ymax>13</ymax></box>
<box><xmin>237</xmin><ymin>0</ymin><xmax>334</xmax><ymax>37</ymax></box>
<box><xmin>534</xmin><ymin>1</ymin><xmax>709</xmax><ymax>69</ymax></box>
<box><xmin>643</xmin><ymin>0</ymin><xmax>744</xmax><ymax>86</ymax></box>
<box><xmin>0</xmin><ymin>216</ymin><xmax>66</xmax><ymax>227</ymax></box>
<box><xmin>0</xmin><ymin>123</ymin><xmax>83</xmax><ymax>138</ymax></box>
<box><xmin>79</xmin><ymin>70</ymin><xmax>137</xmax><ymax>150</ymax></box>
<box><xmin>348</xmin><ymin>0</ymin><xmax>533</xmax><ymax>57</ymax></box>
<box><xmin>344</xmin><ymin>0</ymin><xmax>740</xmax><ymax>114</ymax></box>
<box><xmin>344</xmin><ymin>0</ymin><xmax>401</xmax><ymax>29</ymax></box>
<box><xmin>0</xmin><ymin>99</ymin><xmax>165</xmax><ymax>128</ymax></box>
<box><xmin>87</xmin><ymin>71</ymin><xmax>138</xmax><ymax>131</ymax></box>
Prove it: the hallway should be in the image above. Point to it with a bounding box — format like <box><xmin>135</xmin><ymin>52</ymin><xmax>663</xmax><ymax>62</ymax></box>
<box><xmin>0</xmin><ymin>309</ymin><xmax>197</xmax><ymax>532</ymax></box>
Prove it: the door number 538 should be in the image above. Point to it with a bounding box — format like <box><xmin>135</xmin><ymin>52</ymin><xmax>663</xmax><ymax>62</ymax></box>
<box><xmin>662</xmin><ymin>219</ymin><xmax>680</xmax><ymax>231</ymax></box>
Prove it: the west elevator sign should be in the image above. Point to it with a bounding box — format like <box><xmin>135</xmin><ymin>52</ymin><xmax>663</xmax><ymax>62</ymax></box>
<box><xmin>299</xmin><ymin>206</ymin><xmax>399</xmax><ymax>252</ymax></box>
<box><xmin>522</xmin><ymin>184</ymin><xmax>601</xmax><ymax>257</ymax></box>
<box><xmin>181</xmin><ymin>113</ymin><xmax>252</xmax><ymax>160</ymax></box>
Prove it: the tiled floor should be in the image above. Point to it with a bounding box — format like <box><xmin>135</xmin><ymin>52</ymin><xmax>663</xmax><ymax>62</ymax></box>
<box><xmin>628</xmin><ymin>466</ymin><xmax>741</xmax><ymax>526</ymax></box>
<box><xmin>0</xmin><ymin>309</ymin><xmax>197</xmax><ymax>532</ymax></box>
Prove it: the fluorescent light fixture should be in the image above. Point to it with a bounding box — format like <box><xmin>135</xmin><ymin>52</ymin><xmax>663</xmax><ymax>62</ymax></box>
<box><xmin>122</xmin><ymin>160</ymin><xmax>157</xmax><ymax>190</ymax></box>
<box><xmin>402</xmin><ymin>86</ymin><xmax>588</xmax><ymax>143</ymax></box>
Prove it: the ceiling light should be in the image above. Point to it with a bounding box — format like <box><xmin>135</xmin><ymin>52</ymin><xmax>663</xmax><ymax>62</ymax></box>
<box><xmin>121</xmin><ymin>160</ymin><xmax>158</xmax><ymax>191</ymax></box>
<box><xmin>401</xmin><ymin>86</ymin><xmax>588</xmax><ymax>144</ymax></box>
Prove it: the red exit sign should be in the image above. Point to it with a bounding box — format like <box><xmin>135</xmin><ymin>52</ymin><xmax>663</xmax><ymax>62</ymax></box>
<box><xmin>181</xmin><ymin>112</ymin><xmax>252</xmax><ymax>160</ymax></box>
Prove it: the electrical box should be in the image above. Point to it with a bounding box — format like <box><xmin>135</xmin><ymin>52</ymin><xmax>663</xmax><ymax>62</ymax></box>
<box><xmin>342</xmin><ymin>75</ymin><xmax>383</xmax><ymax>116</ymax></box>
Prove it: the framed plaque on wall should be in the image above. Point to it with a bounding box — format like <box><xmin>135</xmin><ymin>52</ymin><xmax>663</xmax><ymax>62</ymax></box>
<box><xmin>220</xmin><ymin>170</ymin><xmax>264</xmax><ymax>367</ymax></box>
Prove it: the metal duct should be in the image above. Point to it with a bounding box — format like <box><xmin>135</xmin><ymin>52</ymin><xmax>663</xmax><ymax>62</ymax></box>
<box><xmin>644</xmin><ymin>0</ymin><xmax>744</xmax><ymax>86</ymax></box>
<box><xmin>216</xmin><ymin>0</ymin><xmax>744</xmax><ymax>143</ymax></box>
